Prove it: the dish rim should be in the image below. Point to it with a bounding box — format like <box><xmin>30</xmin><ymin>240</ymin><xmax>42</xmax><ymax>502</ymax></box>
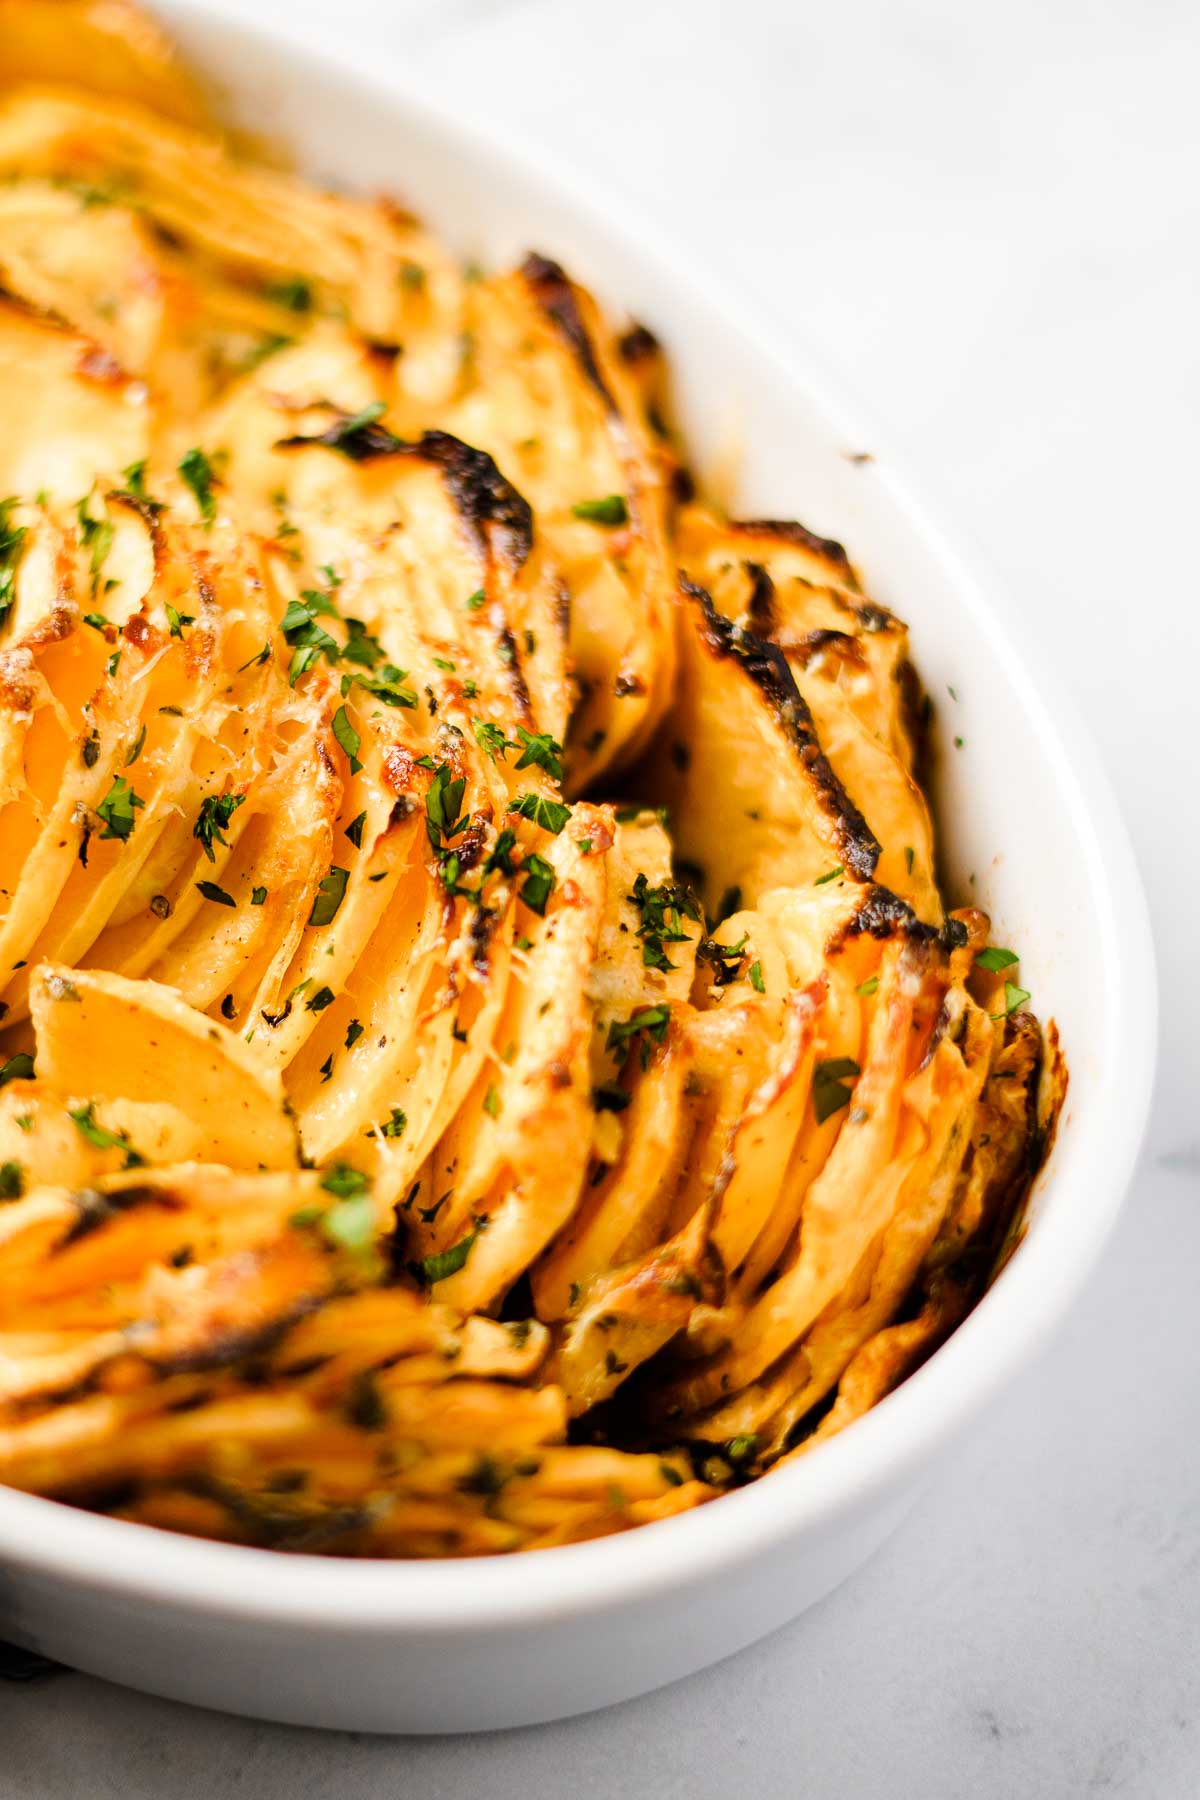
<box><xmin>0</xmin><ymin>0</ymin><xmax>1158</xmax><ymax>1634</ymax></box>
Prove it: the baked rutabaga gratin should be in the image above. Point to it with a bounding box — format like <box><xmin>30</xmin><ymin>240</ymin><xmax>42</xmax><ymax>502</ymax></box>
<box><xmin>0</xmin><ymin>2</ymin><xmax>1063</xmax><ymax>1559</ymax></box>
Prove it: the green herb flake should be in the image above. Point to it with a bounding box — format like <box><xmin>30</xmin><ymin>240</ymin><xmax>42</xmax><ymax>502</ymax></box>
<box><xmin>193</xmin><ymin>791</ymin><xmax>244</xmax><ymax>862</ymax></box>
<box><xmin>412</xmin><ymin>1225</ymin><xmax>480</xmax><ymax>1287</ymax></box>
<box><xmin>345</xmin><ymin>810</ymin><xmax>367</xmax><ymax>850</ymax></box>
<box><xmin>166</xmin><ymin>603</ymin><xmax>195</xmax><ymax>639</ymax></box>
<box><xmin>855</xmin><ymin>974</ymin><xmax>880</xmax><ymax>997</ymax></box>
<box><xmin>95</xmin><ymin>775</ymin><xmax>144</xmax><ymax>842</ymax></box>
<box><xmin>512</xmin><ymin>791</ymin><xmax>571</xmax><ymax>834</ymax></box>
<box><xmin>332</xmin><ymin>704</ymin><xmax>363</xmax><ymax>774</ymax></box>
<box><xmin>251</xmin><ymin>886</ymin><xmax>267</xmax><ymax>906</ymax></box>
<box><xmin>607</xmin><ymin>1005</ymin><xmax>671</xmax><ymax>1069</ymax></box>
<box><xmin>518</xmin><ymin>851</ymin><xmax>556</xmax><ymax>916</ymax></box>
<box><xmin>195</xmin><ymin>880</ymin><xmax>236</xmax><ymax>908</ymax></box>
<box><xmin>996</xmin><ymin>981</ymin><xmax>1032</xmax><ymax>1017</ymax></box>
<box><xmin>264</xmin><ymin>275</ymin><xmax>314</xmax><ymax>313</ymax></box>
<box><xmin>812</xmin><ymin>1057</ymin><xmax>862</xmax><ymax>1125</ymax></box>
<box><xmin>0</xmin><ymin>1160</ymin><xmax>24</xmax><ymax>1200</ymax></box>
<box><xmin>748</xmin><ymin>960</ymin><xmax>766</xmax><ymax>993</ymax></box>
<box><xmin>976</xmin><ymin>945</ymin><xmax>1020</xmax><ymax>973</ymax></box>
<box><xmin>380</xmin><ymin>1107</ymin><xmax>407</xmax><ymax>1139</ymax></box>
<box><xmin>178</xmin><ymin>448</ymin><xmax>217</xmax><ymax>526</ymax></box>
<box><xmin>482</xmin><ymin>1085</ymin><xmax>500</xmax><ymax>1119</ymax></box>
<box><xmin>513</xmin><ymin>727</ymin><xmax>564</xmax><ymax>782</ymax></box>
<box><xmin>473</xmin><ymin>719</ymin><xmax>516</xmax><ymax>762</ymax></box>
<box><xmin>124</xmin><ymin>724</ymin><xmax>146</xmax><ymax>767</ymax></box>
<box><xmin>345</xmin><ymin>1019</ymin><xmax>364</xmax><ymax>1050</ymax></box>
<box><xmin>814</xmin><ymin>865</ymin><xmax>844</xmax><ymax>886</ymax></box>
<box><xmin>0</xmin><ymin>1053</ymin><xmax>34</xmax><ymax>1087</ymax></box>
<box><xmin>0</xmin><ymin>500</ymin><xmax>28</xmax><ymax>627</ymax></box>
<box><xmin>571</xmin><ymin>494</ymin><xmax>628</xmax><ymax>526</ymax></box>
<box><xmin>305</xmin><ymin>985</ymin><xmax>336</xmax><ymax>1013</ymax></box>
<box><xmin>68</xmin><ymin>1101</ymin><xmax>142</xmax><ymax>1165</ymax></box>
<box><xmin>308</xmin><ymin>865</ymin><xmax>349</xmax><ymax>928</ymax></box>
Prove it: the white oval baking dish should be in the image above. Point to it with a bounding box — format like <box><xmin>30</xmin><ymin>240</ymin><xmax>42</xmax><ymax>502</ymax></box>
<box><xmin>0</xmin><ymin>2</ymin><xmax>1156</xmax><ymax>1733</ymax></box>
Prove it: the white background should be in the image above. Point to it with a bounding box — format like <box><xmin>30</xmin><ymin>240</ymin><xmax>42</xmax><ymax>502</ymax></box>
<box><xmin>5</xmin><ymin>2</ymin><xmax>1200</xmax><ymax>1794</ymax></box>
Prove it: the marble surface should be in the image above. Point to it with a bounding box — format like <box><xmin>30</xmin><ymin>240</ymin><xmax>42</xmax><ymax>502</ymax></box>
<box><xmin>5</xmin><ymin>0</ymin><xmax>1199</xmax><ymax>1793</ymax></box>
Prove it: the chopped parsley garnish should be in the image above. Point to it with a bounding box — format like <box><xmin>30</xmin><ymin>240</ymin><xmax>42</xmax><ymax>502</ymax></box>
<box><xmin>332</xmin><ymin>705</ymin><xmax>363</xmax><ymax>774</ymax></box>
<box><xmin>976</xmin><ymin>945</ymin><xmax>1020</xmax><ymax>972</ymax></box>
<box><xmin>341</xmin><ymin>618</ymin><xmax>385</xmax><ymax>668</ymax></box>
<box><xmin>996</xmin><ymin>981</ymin><xmax>1032</xmax><ymax>1017</ymax></box>
<box><xmin>280</xmin><ymin>593</ymin><xmax>339</xmax><ymax>685</ymax></box>
<box><xmin>855</xmin><ymin>974</ymin><xmax>880</xmax><ymax>997</ymax></box>
<box><xmin>340</xmin><ymin>663</ymin><xmax>417</xmax><ymax>708</ymax></box>
<box><xmin>0</xmin><ymin>1161</ymin><xmax>24</xmax><ymax>1200</ymax></box>
<box><xmin>812</xmin><ymin>1057</ymin><xmax>861</xmax><ymax>1125</ymax></box>
<box><xmin>814</xmin><ymin>865</ymin><xmax>844</xmax><ymax>886</ymax></box>
<box><xmin>178</xmin><ymin>448</ymin><xmax>217</xmax><ymax>526</ymax></box>
<box><xmin>306</xmin><ymin>986</ymin><xmax>336</xmax><ymax>1012</ymax></box>
<box><xmin>0</xmin><ymin>498</ymin><xmax>27</xmax><ymax>626</ymax></box>
<box><xmin>124</xmin><ymin>724</ymin><xmax>146</xmax><ymax>767</ymax></box>
<box><xmin>75</xmin><ymin>494</ymin><xmax>113</xmax><ymax>592</ymax></box>
<box><xmin>411</xmin><ymin>1224</ymin><xmax>481</xmax><ymax>1287</ymax></box>
<box><xmin>237</xmin><ymin>642</ymin><xmax>271</xmax><ymax>672</ymax></box>
<box><xmin>320</xmin><ymin>1162</ymin><xmax>370</xmax><ymax>1200</ymax></box>
<box><xmin>904</xmin><ymin>846</ymin><xmax>915</xmax><ymax>875</ymax></box>
<box><xmin>345</xmin><ymin>810</ymin><xmax>367</xmax><ymax>850</ymax></box>
<box><xmin>485</xmin><ymin>827</ymin><xmax>517</xmax><ymax>877</ymax></box>
<box><xmin>308</xmin><ymin>865</ymin><xmax>349</xmax><ymax>927</ymax></box>
<box><xmin>512</xmin><ymin>792</ymin><xmax>571</xmax><ymax>834</ymax></box>
<box><xmin>513</xmin><ymin>727</ymin><xmax>564</xmax><ymax>782</ymax></box>
<box><xmin>345</xmin><ymin>1019</ymin><xmax>364</xmax><ymax>1049</ymax></box>
<box><xmin>251</xmin><ymin>886</ymin><xmax>267</xmax><ymax>907</ymax></box>
<box><xmin>315</xmin><ymin>1190</ymin><xmax>376</xmax><ymax>1260</ymax></box>
<box><xmin>264</xmin><ymin>275</ymin><xmax>314</xmax><ymax>313</ymax></box>
<box><xmin>193</xmin><ymin>792</ymin><xmax>244</xmax><ymax>861</ymax></box>
<box><xmin>572</xmin><ymin>494</ymin><xmax>628</xmax><ymax>526</ymax></box>
<box><xmin>0</xmin><ymin>1053</ymin><xmax>34</xmax><ymax>1087</ymax></box>
<box><xmin>748</xmin><ymin>960</ymin><xmax>765</xmax><ymax>993</ymax></box>
<box><xmin>117</xmin><ymin>460</ymin><xmax>163</xmax><ymax>514</ymax></box>
<box><xmin>68</xmin><ymin>1101</ymin><xmax>142</xmax><ymax>1166</ymax></box>
<box><xmin>482</xmin><ymin>1085</ymin><xmax>500</xmax><ymax>1119</ymax></box>
<box><xmin>607</xmin><ymin>1004</ymin><xmax>670</xmax><ymax>1068</ymax></box>
<box><xmin>518</xmin><ymin>851</ymin><xmax>556</xmax><ymax>916</ymax></box>
<box><xmin>425</xmin><ymin>763</ymin><xmax>467</xmax><ymax>851</ymax></box>
<box><xmin>697</xmin><ymin>934</ymin><xmax>748</xmax><ymax>987</ymax></box>
<box><xmin>165</xmin><ymin>603</ymin><xmax>195</xmax><ymax>638</ymax></box>
<box><xmin>83</xmin><ymin>612</ymin><xmax>110</xmax><ymax>634</ymax></box>
<box><xmin>380</xmin><ymin>1107</ymin><xmax>407</xmax><ymax>1139</ymax></box>
<box><xmin>96</xmin><ymin>775</ymin><xmax>143</xmax><ymax>842</ymax></box>
<box><xmin>196</xmin><ymin>880</ymin><xmax>236</xmax><ymax>907</ymax></box>
<box><xmin>465</xmin><ymin>588</ymin><xmax>485</xmax><ymax>611</ymax></box>
<box><xmin>627</xmin><ymin>872</ymin><xmax>701</xmax><ymax>971</ymax></box>
<box><xmin>473</xmin><ymin>719</ymin><xmax>516</xmax><ymax>761</ymax></box>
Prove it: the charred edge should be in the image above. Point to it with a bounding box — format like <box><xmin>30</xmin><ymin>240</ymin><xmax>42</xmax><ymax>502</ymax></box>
<box><xmin>829</xmin><ymin>882</ymin><xmax>940</xmax><ymax>950</ymax></box>
<box><xmin>730</xmin><ymin>517</ymin><xmax>857</xmax><ymax>586</ymax></box>
<box><xmin>180</xmin><ymin>1473</ymin><xmax>376</xmax><ymax>1552</ymax></box>
<box><xmin>618</xmin><ymin>322</ymin><xmax>661</xmax><ymax>364</ymax></box>
<box><xmin>682</xmin><ymin>576</ymin><xmax>880</xmax><ymax>880</ymax></box>
<box><xmin>495</xmin><ymin>621</ymin><xmax>533</xmax><ymax>720</ymax></box>
<box><xmin>742</xmin><ymin>560</ymin><xmax>777</xmax><ymax>633</ymax></box>
<box><xmin>275</xmin><ymin>415</ymin><xmax>406</xmax><ymax>461</ymax></box>
<box><xmin>520</xmin><ymin>252</ymin><xmax>615</xmax><ymax>411</ymax></box>
<box><xmin>142</xmin><ymin>1289</ymin><xmax>330</xmax><ymax>1380</ymax></box>
<box><xmin>467</xmin><ymin>899</ymin><xmax>500</xmax><ymax>977</ymax></box>
<box><xmin>60</xmin><ymin>1184</ymin><xmax>183</xmax><ymax>1248</ymax></box>
<box><xmin>784</xmin><ymin>626</ymin><xmax>859</xmax><ymax>669</ymax></box>
<box><xmin>410</xmin><ymin>430</ymin><xmax>534</xmax><ymax>571</ymax></box>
